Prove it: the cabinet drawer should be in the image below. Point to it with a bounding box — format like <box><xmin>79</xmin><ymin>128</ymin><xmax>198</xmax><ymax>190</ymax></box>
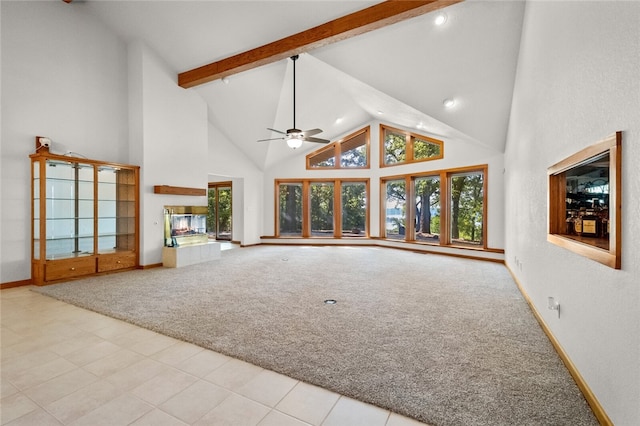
<box><xmin>46</xmin><ymin>257</ymin><xmax>96</xmax><ymax>281</ymax></box>
<box><xmin>98</xmin><ymin>252</ymin><xmax>136</xmax><ymax>272</ymax></box>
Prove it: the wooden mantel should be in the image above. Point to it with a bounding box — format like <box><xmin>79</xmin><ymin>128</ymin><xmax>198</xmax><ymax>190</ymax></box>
<box><xmin>153</xmin><ymin>185</ymin><xmax>206</xmax><ymax>196</ymax></box>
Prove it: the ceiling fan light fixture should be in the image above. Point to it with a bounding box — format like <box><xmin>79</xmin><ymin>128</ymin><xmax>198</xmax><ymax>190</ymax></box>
<box><xmin>287</xmin><ymin>137</ymin><xmax>303</xmax><ymax>149</ymax></box>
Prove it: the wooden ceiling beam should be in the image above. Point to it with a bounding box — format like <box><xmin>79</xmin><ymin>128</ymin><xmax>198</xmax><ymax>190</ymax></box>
<box><xmin>178</xmin><ymin>0</ymin><xmax>461</xmax><ymax>88</ymax></box>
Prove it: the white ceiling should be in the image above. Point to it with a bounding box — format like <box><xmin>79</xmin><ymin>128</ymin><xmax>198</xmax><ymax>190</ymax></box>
<box><xmin>79</xmin><ymin>0</ymin><xmax>526</xmax><ymax>170</ymax></box>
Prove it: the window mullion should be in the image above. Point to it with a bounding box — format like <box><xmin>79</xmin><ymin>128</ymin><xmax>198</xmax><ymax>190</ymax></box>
<box><xmin>406</xmin><ymin>134</ymin><xmax>414</xmax><ymax>162</ymax></box>
<box><xmin>406</xmin><ymin>176</ymin><xmax>415</xmax><ymax>242</ymax></box>
<box><xmin>441</xmin><ymin>172</ymin><xmax>450</xmax><ymax>246</ymax></box>
<box><xmin>334</xmin><ymin>180</ymin><xmax>342</xmax><ymax>237</ymax></box>
<box><xmin>302</xmin><ymin>181</ymin><xmax>310</xmax><ymax>238</ymax></box>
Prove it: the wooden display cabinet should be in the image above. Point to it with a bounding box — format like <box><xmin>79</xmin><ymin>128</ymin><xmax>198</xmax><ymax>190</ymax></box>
<box><xmin>30</xmin><ymin>147</ymin><xmax>140</xmax><ymax>285</ymax></box>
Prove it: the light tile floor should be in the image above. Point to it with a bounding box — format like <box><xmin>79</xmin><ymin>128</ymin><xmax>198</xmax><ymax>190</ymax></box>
<box><xmin>1</xmin><ymin>287</ymin><xmax>428</xmax><ymax>426</ymax></box>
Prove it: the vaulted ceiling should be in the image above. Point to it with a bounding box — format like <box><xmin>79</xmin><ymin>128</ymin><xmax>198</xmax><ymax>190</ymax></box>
<box><xmin>78</xmin><ymin>0</ymin><xmax>526</xmax><ymax>171</ymax></box>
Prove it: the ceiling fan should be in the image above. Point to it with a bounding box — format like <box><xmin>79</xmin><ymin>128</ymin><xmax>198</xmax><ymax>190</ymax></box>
<box><xmin>258</xmin><ymin>55</ymin><xmax>330</xmax><ymax>149</ymax></box>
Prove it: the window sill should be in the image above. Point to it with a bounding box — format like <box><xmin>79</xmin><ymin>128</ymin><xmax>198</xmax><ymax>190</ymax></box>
<box><xmin>547</xmin><ymin>234</ymin><xmax>619</xmax><ymax>269</ymax></box>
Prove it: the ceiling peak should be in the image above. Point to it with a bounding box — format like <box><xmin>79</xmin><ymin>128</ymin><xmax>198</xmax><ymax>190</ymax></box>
<box><xmin>178</xmin><ymin>0</ymin><xmax>461</xmax><ymax>89</ymax></box>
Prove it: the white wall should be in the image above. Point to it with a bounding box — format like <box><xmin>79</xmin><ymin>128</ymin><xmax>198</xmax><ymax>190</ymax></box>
<box><xmin>505</xmin><ymin>2</ymin><xmax>640</xmax><ymax>424</ymax></box>
<box><xmin>207</xmin><ymin>124</ymin><xmax>264</xmax><ymax>246</ymax></box>
<box><xmin>129</xmin><ymin>42</ymin><xmax>208</xmax><ymax>265</ymax></box>
<box><xmin>262</xmin><ymin>120</ymin><xmax>506</xmax><ymax>250</ymax></box>
<box><xmin>1</xmin><ymin>1</ymin><xmax>128</xmax><ymax>283</ymax></box>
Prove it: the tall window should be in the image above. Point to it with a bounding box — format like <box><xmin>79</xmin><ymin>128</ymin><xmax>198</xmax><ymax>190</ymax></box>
<box><xmin>207</xmin><ymin>182</ymin><xmax>232</xmax><ymax>241</ymax></box>
<box><xmin>307</xmin><ymin>127</ymin><xmax>369</xmax><ymax>169</ymax></box>
<box><xmin>381</xmin><ymin>124</ymin><xmax>443</xmax><ymax>167</ymax></box>
<box><xmin>385</xmin><ymin>179</ymin><xmax>407</xmax><ymax>240</ymax></box>
<box><xmin>278</xmin><ymin>183</ymin><xmax>303</xmax><ymax>236</ymax></box>
<box><xmin>415</xmin><ymin>176</ymin><xmax>440</xmax><ymax>243</ymax></box>
<box><xmin>341</xmin><ymin>182</ymin><xmax>367</xmax><ymax>237</ymax></box>
<box><xmin>381</xmin><ymin>166</ymin><xmax>487</xmax><ymax>249</ymax></box>
<box><xmin>310</xmin><ymin>182</ymin><xmax>334</xmax><ymax>236</ymax></box>
<box><xmin>449</xmin><ymin>171</ymin><xmax>484</xmax><ymax>247</ymax></box>
<box><xmin>276</xmin><ymin>179</ymin><xmax>369</xmax><ymax>237</ymax></box>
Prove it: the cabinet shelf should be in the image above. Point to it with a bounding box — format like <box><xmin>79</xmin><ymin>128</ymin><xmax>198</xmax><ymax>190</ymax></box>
<box><xmin>97</xmin><ymin>216</ymin><xmax>135</xmax><ymax>220</ymax></box>
<box><xmin>45</xmin><ymin>252</ymin><xmax>94</xmax><ymax>260</ymax></box>
<box><xmin>45</xmin><ymin>217</ymin><xmax>94</xmax><ymax>221</ymax></box>
<box><xmin>97</xmin><ymin>232</ymin><xmax>136</xmax><ymax>238</ymax></box>
<box><xmin>42</xmin><ymin>235</ymin><xmax>94</xmax><ymax>241</ymax></box>
<box><xmin>31</xmin><ymin>151</ymin><xmax>140</xmax><ymax>285</ymax></box>
<box><xmin>43</xmin><ymin>178</ymin><xmax>94</xmax><ymax>183</ymax></box>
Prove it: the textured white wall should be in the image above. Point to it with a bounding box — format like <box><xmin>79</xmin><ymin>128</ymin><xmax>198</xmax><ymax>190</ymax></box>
<box><xmin>505</xmin><ymin>2</ymin><xmax>640</xmax><ymax>424</ymax></box>
<box><xmin>129</xmin><ymin>43</ymin><xmax>209</xmax><ymax>266</ymax></box>
<box><xmin>1</xmin><ymin>1</ymin><xmax>128</xmax><ymax>283</ymax></box>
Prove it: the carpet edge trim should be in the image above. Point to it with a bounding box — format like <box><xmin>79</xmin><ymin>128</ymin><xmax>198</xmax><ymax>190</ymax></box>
<box><xmin>506</xmin><ymin>265</ymin><xmax>612</xmax><ymax>426</ymax></box>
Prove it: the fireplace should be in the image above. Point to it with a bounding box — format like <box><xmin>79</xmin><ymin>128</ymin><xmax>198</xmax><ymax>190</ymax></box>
<box><xmin>163</xmin><ymin>206</ymin><xmax>208</xmax><ymax>247</ymax></box>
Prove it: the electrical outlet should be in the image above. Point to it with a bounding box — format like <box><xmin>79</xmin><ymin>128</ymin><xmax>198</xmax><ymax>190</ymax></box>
<box><xmin>548</xmin><ymin>297</ymin><xmax>560</xmax><ymax>318</ymax></box>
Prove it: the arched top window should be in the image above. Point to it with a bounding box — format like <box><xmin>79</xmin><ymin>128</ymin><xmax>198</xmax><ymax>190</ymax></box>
<box><xmin>306</xmin><ymin>126</ymin><xmax>370</xmax><ymax>169</ymax></box>
<box><xmin>380</xmin><ymin>124</ymin><xmax>443</xmax><ymax>167</ymax></box>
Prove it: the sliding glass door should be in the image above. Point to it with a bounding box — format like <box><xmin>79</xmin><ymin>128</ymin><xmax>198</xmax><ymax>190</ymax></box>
<box><xmin>207</xmin><ymin>183</ymin><xmax>232</xmax><ymax>241</ymax></box>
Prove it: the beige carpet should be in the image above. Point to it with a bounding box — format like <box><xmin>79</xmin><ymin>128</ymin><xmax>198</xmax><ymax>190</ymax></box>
<box><xmin>36</xmin><ymin>245</ymin><xmax>597</xmax><ymax>426</ymax></box>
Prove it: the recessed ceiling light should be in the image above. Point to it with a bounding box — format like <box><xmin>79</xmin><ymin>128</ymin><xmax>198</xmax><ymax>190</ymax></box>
<box><xmin>377</xmin><ymin>110</ymin><xmax>384</xmax><ymax>115</ymax></box>
<box><xmin>335</xmin><ymin>117</ymin><xmax>344</xmax><ymax>124</ymax></box>
<box><xmin>434</xmin><ymin>13</ymin><xmax>447</xmax><ymax>26</ymax></box>
<box><xmin>221</xmin><ymin>77</ymin><xmax>230</xmax><ymax>84</ymax></box>
<box><xmin>417</xmin><ymin>122</ymin><xmax>425</xmax><ymax>129</ymax></box>
<box><xmin>443</xmin><ymin>98</ymin><xmax>456</xmax><ymax>108</ymax></box>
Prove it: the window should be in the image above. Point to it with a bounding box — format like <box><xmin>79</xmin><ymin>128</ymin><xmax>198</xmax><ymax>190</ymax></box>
<box><xmin>310</xmin><ymin>182</ymin><xmax>334</xmax><ymax>236</ymax></box>
<box><xmin>415</xmin><ymin>176</ymin><xmax>441</xmax><ymax>243</ymax></box>
<box><xmin>381</xmin><ymin>165</ymin><xmax>487</xmax><ymax>249</ymax></box>
<box><xmin>547</xmin><ymin>132</ymin><xmax>621</xmax><ymax>269</ymax></box>
<box><xmin>276</xmin><ymin>179</ymin><xmax>369</xmax><ymax>237</ymax></box>
<box><xmin>207</xmin><ymin>182</ymin><xmax>232</xmax><ymax>241</ymax></box>
<box><xmin>341</xmin><ymin>182</ymin><xmax>367</xmax><ymax>237</ymax></box>
<box><xmin>384</xmin><ymin>179</ymin><xmax>407</xmax><ymax>240</ymax></box>
<box><xmin>381</xmin><ymin>124</ymin><xmax>443</xmax><ymax>167</ymax></box>
<box><xmin>307</xmin><ymin>127</ymin><xmax>369</xmax><ymax>169</ymax></box>
<box><xmin>307</xmin><ymin>146</ymin><xmax>336</xmax><ymax>168</ymax></box>
<box><xmin>449</xmin><ymin>171</ymin><xmax>484</xmax><ymax>247</ymax></box>
<box><xmin>278</xmin><ymin>182</ymin><xmax>303</xmax><ymax>236</ymax></box>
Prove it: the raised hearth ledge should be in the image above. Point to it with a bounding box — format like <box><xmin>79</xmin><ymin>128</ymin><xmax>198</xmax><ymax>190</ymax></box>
<box><xmin>259</xmin><ymin>237</ymin><xmax>505</xmax><ymax>263</ymax></box>
<box><xmin>162</xmin><ymin>242</ymin><xmax>221</xmax><ymax>268</ymax></box>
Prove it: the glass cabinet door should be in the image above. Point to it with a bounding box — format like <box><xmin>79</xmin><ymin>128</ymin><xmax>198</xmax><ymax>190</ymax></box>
<box><xmin>33</xmin><ymin>160</ymin><xmax>41</xmax><ymax>260</ymax></box>
<box><xmin>97</xmin><ymin>167</ymin><xmax>136</xmax><ymax>253</ymax></box>
<box><xmin>44</xmin><ymin>160</ymin><xmax>95</xmax><ymax>259</ymax></box>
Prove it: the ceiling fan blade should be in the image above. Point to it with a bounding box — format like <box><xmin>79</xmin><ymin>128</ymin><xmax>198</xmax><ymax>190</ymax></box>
<box><xmin>257</xmin><ymin>137</ymin><xmax>284</xmax><ymax>142</ymax></box>
<box><xmin>267</xmin><ymin>128</ymin><xmax>287</xmax><ymax>135</ymax></box>
<box><xmin>303</xmin><ymin>136</ymin><xmax>330</xmax><ymax>144</ymax></box>
<box><xmin>301</xmin><ymin>128</ymin><xmax>323</xmax><ymax>137</ymax></box>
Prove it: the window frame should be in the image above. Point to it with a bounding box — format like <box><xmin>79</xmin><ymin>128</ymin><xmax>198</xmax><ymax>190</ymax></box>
<box><xmin>207</xmin><ymin>181</ymin><xmax>233</xmax><ymax>241</ymax></box>
<box><xmin>275</xmin><ymin>178</ymin><xmax>370</xmax><ymax>238</ymax></box>
<box><xmin>380</xmin><ymin>165</ymin><xmax>488</xmax><ymax>250</ymax></box>
<box><xmin>308</xmin><ymin>181</ymin><xmax>336</xmax><ymax>237</ymax></box>
<box><xmin>547</xmin><ymin>132</ymin><xmax>621</xmax><ymax>269</ymax></box>
<box><xmin>306</xmin><ymin>126</ymin><xmax>370</xmax><ymax>170</ymax></box>
<box><xmin>380</xmin><ymin>124</ymin><xmax>444</xmax><ymax>168</ymax></box>
<box><xmin>275</xmin><ymin>181</ymin><xmax>304</xmax><ymax>237</ymax></box>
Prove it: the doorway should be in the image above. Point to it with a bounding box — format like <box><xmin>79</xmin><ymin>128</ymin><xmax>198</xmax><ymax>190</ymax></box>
<box><xmin>207</xmin><ymin>182</ymin><xmax>232</xmax><ymax>241</ymax></box>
